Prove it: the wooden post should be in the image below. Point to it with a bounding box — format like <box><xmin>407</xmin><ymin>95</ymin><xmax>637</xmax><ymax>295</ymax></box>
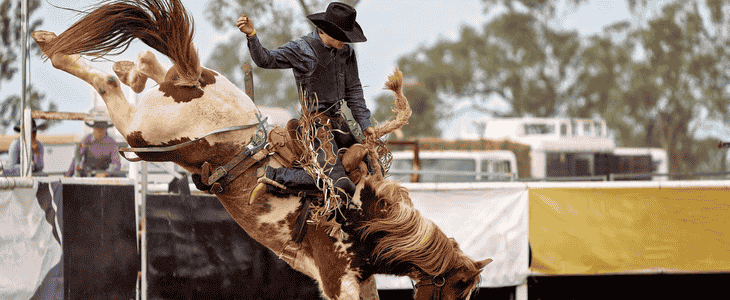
<box><xmin>385</xmin><ymin>140</ymin><xmax>420</xmax><ymax>182</ymax></box>
<box><xmin>242</xmin><ymin>63</ymin><xmax>254</xmax><ymax>102</ymax></box>
<box><xmin>32</xmin><ymin>111</ymin><xmax>90</xmax><ymax>120</ymax></box>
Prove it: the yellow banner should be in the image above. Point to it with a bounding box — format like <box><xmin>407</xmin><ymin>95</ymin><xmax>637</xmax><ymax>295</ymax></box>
<box><xmin>530</xmin><ymin>187</ymin><xmax>730</xmax><ymax>275</ymax></box>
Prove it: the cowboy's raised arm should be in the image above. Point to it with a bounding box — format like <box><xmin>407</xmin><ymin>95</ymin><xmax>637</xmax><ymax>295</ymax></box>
<box><xmin>237</xmin><ymin>14</ymin><xmax>316</xmax><ymax>73</ymax></box>
<box><xmin>343</xmin><ymin>46</ymin><xmax>372</xmax><ymax>131</ymax></box>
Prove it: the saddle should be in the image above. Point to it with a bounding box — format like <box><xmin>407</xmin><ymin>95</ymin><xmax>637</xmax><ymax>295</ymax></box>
<box><xmin>267</xmin><ymin>117</ymin><xmax>370</xmax><ymax>184</ymax></box>
<box><xmin>193</xmin><ymin>117</ymin><xmax>371</xmax><ymax>250</ymax></box>
<box><xmin>191</xmin><ymin>117</ymin><xmax>370</xmax><ymax>195</ymax></box>
<box><xmin>265</xmin><ymin>118</ymin><xmax>371</xmax><ymax>246</ymax></box>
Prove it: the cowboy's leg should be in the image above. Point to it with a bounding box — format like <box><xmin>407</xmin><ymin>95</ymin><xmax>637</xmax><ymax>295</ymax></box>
<box><xmin>266</xmin><ymin>123</ymin><xmax>355</xmax><ymax>196</ymax></box>
<box><xmin>332</xmin><ymin>116</ymin><xmax>378</xmax><ymax>175</ymax></box>
<box><xmin>266</xmin><ymin>166</ymin><xmax>316</xmax><ymax>191</ymax></box>
<box><xmin>314</xmin><ymin>124</ymin><xmax>356</xmax><ymax>197</ymax></box>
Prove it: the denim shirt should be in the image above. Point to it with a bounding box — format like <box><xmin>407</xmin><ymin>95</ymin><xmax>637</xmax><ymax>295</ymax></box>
<box><xmin>247</xmin><ymin>31</ymin><xmax>372</xmax><ymax>129</ymax></box>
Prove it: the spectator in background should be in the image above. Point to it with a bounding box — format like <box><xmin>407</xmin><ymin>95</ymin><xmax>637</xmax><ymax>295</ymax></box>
<box><xmin>6</xmin><ymin>119</ymin><xmax>47</xmax><ymax>175</ymax></box>
<box><xmin>66</xmin><ymin>119</ymin><xmax>122</xmax><ymax>178</ymax></box>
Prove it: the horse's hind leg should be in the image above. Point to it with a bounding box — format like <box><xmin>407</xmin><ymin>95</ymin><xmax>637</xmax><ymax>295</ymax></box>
<box><xmin>113</xmin><ymin>50</ymin><xmax>168</xmax><ymax>93</ymax></box>
<box><xmin>32</xmin><ymin>31</ymin><xmax>133</xmax><ymax>135</ymax></box>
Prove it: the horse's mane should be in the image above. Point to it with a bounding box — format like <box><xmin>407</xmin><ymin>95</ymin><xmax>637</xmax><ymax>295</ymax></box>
<box><xmin>42</xmin><ymin>0</ymin><xmax>200</xmax><ymax>84</ymax></box>
<box><xmin>358</xmin><ymin>176</ymin><xmax>482</xmax><ymax>277</ymax></box>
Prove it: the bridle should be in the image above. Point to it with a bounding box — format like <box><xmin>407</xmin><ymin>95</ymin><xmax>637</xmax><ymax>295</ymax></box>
<box><xmin>412</xmin><ymin>275</ymin><xmax>445</xmax><ymax>300</ymax></box>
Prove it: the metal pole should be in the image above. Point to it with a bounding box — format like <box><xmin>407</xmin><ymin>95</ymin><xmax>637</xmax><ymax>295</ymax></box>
<box><xmin>126</xmin><ymin>84</ymin><xmax>148</xmax><ymax>300</ymax></box>
<box><xmin>20</xmin><ymin>0</ymin><xmax>30</xmax><ymax>177</ymax></box>
<box><xmin>0</xmin><ymin>177</ymin><xmax>35</xmax><ymax>189</ymax></box>
<box><xmin>140</xmin><ymin>160</ymin><xmax>148</xmax><ymax>300</ymax></box>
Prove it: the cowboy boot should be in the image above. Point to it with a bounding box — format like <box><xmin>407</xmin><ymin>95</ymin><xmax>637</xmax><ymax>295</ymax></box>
<box><xmin>249</xmin><ymin>166</ymin><xmax>287</xmax><ymax>204</ymax></box>
<box><xmin>341</xmin><ymin>144</ymin><xmax>369</xmax><ymax>172</ymax></box>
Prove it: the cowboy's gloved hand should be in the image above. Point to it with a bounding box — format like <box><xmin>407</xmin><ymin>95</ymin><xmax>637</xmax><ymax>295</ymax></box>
<box><xmin>363</xmin><ymin>127</ymin><xmax>376</xmax><ymax>140</ymax></box>
<box><xmin>236</xmin><ymin>14</ymin><xmax>255</xmax><ymax>35</ymax></box>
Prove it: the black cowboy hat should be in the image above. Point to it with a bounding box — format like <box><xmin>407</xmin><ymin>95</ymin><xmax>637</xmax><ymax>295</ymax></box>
<box><xmin>13</xmin><ymin>119</ymin><xmax>47</xmax><ymax>133</ymax></box>
<box><xmin>85</xmin><ymin>120</ymin><xmax>115</xmax><ymax>128</ymax></box>
<box><xmin>307</xmin><ymin>2</ymin><xmax>366</xmax><ymax>43</ymax></box>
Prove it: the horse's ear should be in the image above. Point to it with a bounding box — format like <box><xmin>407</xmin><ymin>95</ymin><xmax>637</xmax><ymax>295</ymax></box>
<box><xmin>476</xmin><ymin>258</ymin><xmax>493</xmax><ymax>269</ymax></box>
<box><xmin>460</xmin><ymin>268</ymin><xmax>483</xmax><ymax>282</ymax></box>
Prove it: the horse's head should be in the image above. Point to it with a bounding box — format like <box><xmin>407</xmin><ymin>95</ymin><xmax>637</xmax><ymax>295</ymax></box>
<box><xmin>413</xmin><ymin>239</ymin><xmax>492</xmax><ymax>300</ymax></box>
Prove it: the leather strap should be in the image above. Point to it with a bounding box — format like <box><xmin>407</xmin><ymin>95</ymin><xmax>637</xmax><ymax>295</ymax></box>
<box><xmin>203</xmin><ymin>149</ymin><xmax>270</xmax><ymax>194</ymax></box>
<box><xmin>119</xmin><ymin>117</ymin><xmax>267</xmax><ymax>162</ymax></box>
<box><xmin>292</xmin><ymin>196</ymin><xmax>313</xmax><ymax>244</ymax></box>
<box><xmin>415</xmin><ymin>275</ymin><xmax>445</xmax><ymax>300</ymax></box>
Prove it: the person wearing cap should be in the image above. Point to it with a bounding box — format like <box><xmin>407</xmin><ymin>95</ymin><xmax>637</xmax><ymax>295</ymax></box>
<box><xmin>65</xmin><ymin>120</ymin><xmax>122</xmax><ymax>178</ymax></box>
<box><xmin>236</xmin><ymin>2</ymin><xmax>373</xmax><ymax>202</ymax></box>
<box><xmin>6</xmin><ymin>119</ymin><xmax>47</xmax><ymax>175</ymax></box>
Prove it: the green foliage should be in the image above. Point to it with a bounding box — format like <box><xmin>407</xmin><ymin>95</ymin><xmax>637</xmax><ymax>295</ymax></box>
<box><xmin>398</xmin><ymin>0</ymin><xmax>730</xmax><ymax>174</ymax></box>
<box><xmin>397</xmin><ymin>10</ymin><xmax>579</xmax><ymax>122</ymax></box>
<box><xmin>0</xmin><ymin>0</ymin><xmax>56</xmax><ymax>134</ymax></box>
<box><xmin>577</xmin><ymin>0</ymin><xmax>730</xmax><ymax>173</ymax></box>
<box><xmin>373</xmin><ymin>82</ymin><xmax>443</xmax><ymax>138</ymax></box>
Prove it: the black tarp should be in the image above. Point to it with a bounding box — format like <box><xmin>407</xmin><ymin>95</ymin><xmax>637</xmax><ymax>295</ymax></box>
<box><xmin>50</xmin><ymin>182</ymin><xmax>730</xmax><ymax>300</ymax></box>
<box><xmin>63</xmin><ymin>184</ymin><xmax>139</xmax><ymax>300</ymax></box>
<box><xmin>145</xmin><ymin>193</ymin><xmax>323</xmax><ymax>300</ymax></box>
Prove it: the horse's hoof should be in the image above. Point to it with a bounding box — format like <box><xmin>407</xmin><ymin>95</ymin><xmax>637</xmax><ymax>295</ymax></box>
<box><xmin>31</xmin><ymin>31</ymin><xmax>58</xmax><ymax>54</ymax></box>
<box><xmin>113</xmin><ymin>61</ymin><xmax>147</xmax><ymax>93</ymax></box>
<box><xmin>31</xmin><ymin>30</ymin><xmax>57</xmax><ymax>44</ymax></box>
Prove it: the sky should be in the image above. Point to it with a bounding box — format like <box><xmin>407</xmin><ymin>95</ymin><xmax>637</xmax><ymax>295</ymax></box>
<box><xmin>2</xmin><ymin>0</ymin><xmax>489</xmax><ymax>138</ymax></box>
<box><xmin>4</xmin><ymin>0</ymin><xmax>728</xmax><ymax>142</ymax></box>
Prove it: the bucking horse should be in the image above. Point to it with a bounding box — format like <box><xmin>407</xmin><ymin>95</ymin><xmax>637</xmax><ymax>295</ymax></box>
<box><xmin>32</xmin><ymin>0</ymin><xmax>491</xmax><ymax>299</ymax></box>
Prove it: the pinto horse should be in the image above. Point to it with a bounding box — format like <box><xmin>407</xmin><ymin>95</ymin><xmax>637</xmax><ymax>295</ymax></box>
<box><xmin>32</xmin><ymin>1</ymin><xmax>491</xmax><ymax>299</ymax></box>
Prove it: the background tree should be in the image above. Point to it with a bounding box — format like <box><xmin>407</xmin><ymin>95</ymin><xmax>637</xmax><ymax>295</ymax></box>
<box><xmin>571</xmin><ymin>0</ymin><xmax>730</xmax><ymax>173</ymax></box>
<box><xmin>372</xmin><ymin>80</ymin><xmax>444</xmax><ymax>138</ymax></box>
<box><xmin>204</xmin><ymin>0</ymin><xmax>359</xmax><ymax>110</ymax></box>
<box><xmin>0</xmin><ymin>0</ymin><xmax>57</xmax><ymax>134</ymax></box>
<box><xmin>393</xmin><ymin>0</ymin><xmax>584</xmax><ymax>141</ymax></box>
<box><xmin>392</xmin><ymin>0</ymin><xmax>730</xmax><ymax>174</ymax></box>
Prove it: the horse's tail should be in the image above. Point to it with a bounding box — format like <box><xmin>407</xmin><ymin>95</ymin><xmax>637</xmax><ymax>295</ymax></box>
<box><xmin>43</xmin><ymin>0</ymin><xmax>200</xmax><ymax>84</ymax></box>
<box><xmin>371</xmin><ymin>67</ymin><xmax>412</xmax><ymax>138</ymax></box>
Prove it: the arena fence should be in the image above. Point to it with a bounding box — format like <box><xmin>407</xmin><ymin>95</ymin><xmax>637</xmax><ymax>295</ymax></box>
<box><xmin>3</xmin><ymin>173</ymin><xmax>730</xmax><ymax>299</ymax></box>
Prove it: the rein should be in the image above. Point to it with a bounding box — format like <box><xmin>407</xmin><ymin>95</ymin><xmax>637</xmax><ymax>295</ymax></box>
<box><xmin>118</xmin><ymin>115</ymin><xmax>268</xmax><ymax>162</ymax></box>
<box><xmin>413</xmin><ymin>275</ymin><xmax>445</xmax><ymax>300</ymax></box>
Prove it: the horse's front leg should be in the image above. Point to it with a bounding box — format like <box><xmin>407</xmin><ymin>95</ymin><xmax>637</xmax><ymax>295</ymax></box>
<box><xmin>306</xmin><ymin>229</ymin><xmax>362</xmax><ymax>300</ymax></box>
<box><xmin>32</xmin><ymin>31</ymin><xmax>133</xmax><ymax>135</ymax></box>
